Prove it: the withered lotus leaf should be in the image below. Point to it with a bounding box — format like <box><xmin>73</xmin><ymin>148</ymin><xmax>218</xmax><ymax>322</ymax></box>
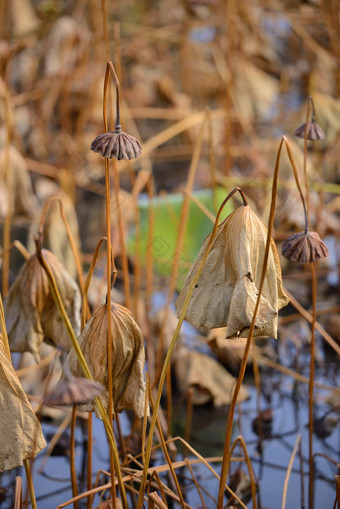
<box><xmin>174</xmin><ymin>348</ymin><xmax>249</xmax><ymax>406</ymax></box>
<box><xmin>176</xmin><ymin>205</ymin><xmax>289</xmax><ymax>339</ymax></box>
<box><xmin>4</xmin><ymin>249</ymin><xmax>81</xmax><ymax>360</ymax></box>
<box><xmin>0</xmin><ymin>338</ymin><xmax>46</xmax><ymax>472</ymax></box>
<box><xmin>67</xmin><ymin>303</ymin><xmax>146</xmax><ymax>418</ymax></box>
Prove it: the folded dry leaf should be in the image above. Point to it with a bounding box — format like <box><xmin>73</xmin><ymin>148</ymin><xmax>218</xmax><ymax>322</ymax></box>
<box><xmin>176</xmin><ymin>204</ymin><xmax>289</xmax><ymax>338</ymax></box>
<box><xmin>174</xmin><ymin>348</ymin><xmax>249</xmax><ymax>406</ymax></box>
<box><xmin>67</xmin><ymin>303</ymin><xmax>146</xmax><ymax>418</ymax></box>
<box><xmin>0</xmin><ymin>338</ymin><xmax>46</xmax><ymax>473</ymax></box>
<box><xmin>4</xmin><ymin>249</ymin><xmax>81</xmax><ymax>360</ymax></box>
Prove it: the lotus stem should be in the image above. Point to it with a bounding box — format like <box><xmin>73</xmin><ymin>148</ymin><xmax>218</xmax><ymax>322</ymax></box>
<box><xmin>136</xmin><ymin>186</ymin><xmax>248</xmax><ymax>509</ymax></box>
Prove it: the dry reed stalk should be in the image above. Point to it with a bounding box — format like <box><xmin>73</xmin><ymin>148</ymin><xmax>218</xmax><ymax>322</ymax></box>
<box><xmin>145</xmin><ymin>176</ymin><xmax>156</xmax><ymax>384</ymax></box>
<box><xmin>70</xmin><ymin>406</ymin><xmax>79</xmax><ymax>509</ymax></box>
<box><xmin>284</xmin><ymin>288</ymin><xmax>340</xmax><ymax>355</ymax></box>
<box><xmin>81</xmin><ymin>236</ymin><xmax>110</xmax><ymax>329</ymax></box>
<box><xmin>184</xmin><ymin>388</ymin><xmax>194</xmax><ymax>454</ymax></box>
<box><xmin>308</xmin><ymin>262</ymin><xmax>317</xmax><ymax>509</ymax></box>
<box><xmin>146</xmin><ymin>470</ymin><xmax>168</xmax><ymax>503</ymax></box>
<box><xmin>148</xmin><ymin>377</ymin><xmax>186</xmax><ymax>509</ymax></box>
<box><xmin>281</xmin><ymin>434</ymin><xmax>301</xmax><ymax>509</ymax></box>
<box><xmin>0</xmin><ymin>292</ymin><xmax>10</xmax><ymax>359</ymax></box>
<box><xmin>184</xmin><ymin>458</ymin><xmax>207</xmax><ymax>509</ymax></box>
<box><xmin>228</xmin><ymin>435</ymin><xmax>257</xmax><ymax>509</ymax></box>
<box><xmin>102</xmin><ymin>60</ymin><xmax>118</xmax><ymax>507</ymax></box>
<box><xmin>0</xmin><ymin>240</ymin><xmax>30</xmax><ymax>263</ymax></box>
<box><xmin>86</xmin><ymin>413</ymin><xmax>93</xmax><ymax>509</ymax></box>
<box><xmin>148</xmin><ymin>492</ymin><xmax>168</xmax><ymax>509</ymax></box>
<box><xmin>15</xmin><ymin>476</ymin><xmax>23</xmax><ymax>509</ymax></box>
<box><xmin>2</xmin><ymin>80</ymin><xmax>12</xmax><ymax>297</ymax></box>
<box><xmin>252</xmin><ymin>348</ymin><xmax>340</xmax><ymax>394</ymax></box>
<box><xmin>37</xmin><ymin>413</ymin><xmax>72</xmax><ymax>474</ymax></box>
<box><xmin>136</xmin><ymin>187</ymin><xmax>248</xmax><ymax>509</ymax></box>
<box><xmin>335</xmin><ymin>475</ymin><xmax>340</xmax><ymax>509</ymax></box>
<box><xmin>217</xmin><ymin>137</ymin><xmax>288</xmax><ymax>507</ymax></box>
<box><xmin>38</xmin><ymin>196</ymin><xmax>87</xmax><ymax>314</ymax></box>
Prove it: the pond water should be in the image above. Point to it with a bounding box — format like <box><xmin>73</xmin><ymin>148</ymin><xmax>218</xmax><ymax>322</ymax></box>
<box><xmin>1</xmin><ymin>332</ymin><xmax>338</xmax><ymax>509</ymax></box>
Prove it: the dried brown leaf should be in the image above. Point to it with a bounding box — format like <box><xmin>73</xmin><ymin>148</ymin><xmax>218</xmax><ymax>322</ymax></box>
<box><xmin>5</xmin><ymin>250</ymin><xmax>81</xmax><ymax>360</ymax></box>
<box><xmin>174</xmin><ymin>348</ymin><xmax>249</xmax><ymax>406</ymax></box>
<box><xmin>176</xmin><ymin>205</ymin><xmax>289</xmax><ymax>338</ymax></box>
<box><xmin>67</xmin><ymin>303</ymin><xmax>146</xmax><ymax>418</ymax></box>
<box><xmin>0</xmin><ymin>339</ymin><xmax>46</xmax><ymax>473</ymax></box>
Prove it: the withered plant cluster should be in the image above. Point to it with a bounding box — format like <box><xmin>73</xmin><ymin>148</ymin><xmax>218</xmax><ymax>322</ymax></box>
<box><xmin>0</xmin><ymin>0</ymin><xmax>339</xmax><ymax>508</ymax></box>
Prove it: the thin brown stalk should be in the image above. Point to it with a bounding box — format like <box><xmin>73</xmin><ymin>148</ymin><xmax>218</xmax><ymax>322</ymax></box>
<box><xmin>148</xmin><ymin>377</ymin><xmax>186</xmax><ymax>509</ymax></box>
<box><xmin>23</xmin><ymin>460</ymin><xmax>37</xmax><ymax>509</ymax></box>
<box><xmin>87</xmin><ymin>413</ymin><xmax>93</xmax><ymax>509</ymax></box>
<box><xmin>184</xmin><ymin>458</ymin><xmax>207</xmax><ymax>509</ymax></box>
<box><xmin>38</xmin><ymin>196</ymin><xmax>88</xmax><ymax>316</ymax></box>
<box><xmin>113</xmin><ymin>159</ymin><xmax>131</xmax><ymax>309</ymax></box>
<box><xmin>136</xmin><ymin>187</ymin><xmax>247</xmax><ymax>509</ymax></box>
<box><xmin>252</xmin><ymin>349</ymin><xmax>340</xmax><ymax>394</ymax></box>
<box><xmin>299</xmin><ymin>434</ymin><xmax>305</xmax><ymax>509</ymax></box>
<box><xmin>282</xmin><ymin>434</ymin><xmax>301</xmax><ymax>509</ymax></box>
<box><xmin>228</xmin><ymin>436</ymin><xmax>257</xmax><ymax>509</ymax></box>
<box><xmin>146</xmin><ymin>471</ymin><xmax>167</xmax><ymax>505</ymax></box>
<box><xmin>308</xmin><ymin>262</ymin><xmax>317</xmax><ymax>509</ymax></box>
<box><xmin>335</xmin><ymin>475</ymin><xmax>340</xmax><ymax>509</ymax></box>
<box><xmin>284</xmin><ymin>288</ymin><xmax>340</xmax><ymax>356</ymax></box>
<box><xmin>70</xmin><ymin>406</ymin><xmax>79</xmax><ymax>509</ymax></box>
<box><xmin>37</xmin><ymin>414</ymin><xmax>72</xmax><ymax>474</ymax></box>
<box><xmin>184</xmin><ymin>388</ymin><xmax>194</xmax><ymax>456</ymax></box>
<box><xmin>2</xmin><ymin>80</ymin><xmax>12</xmax><ymax>297</ymax></box>
<box><xmin>14</xmin><ymin>476</ymin><xmax>23</xmax><ymax>509</ymax></box>
<box><xmin>0</xmin><ymin>292</ymin><xmax>10</xmax><ymax>360</ymax></box>
<box><xmin>145</xmin><ymin>176</ymin><xmax>156</xmax><ymax>385</ymax></box>
<box><xmin>217</xmin><ymin>138</ymin><xmax>284</xmax><ymax>508</ymax></box>
<box><xmin>303</xmin><ymin>98</ymin><xmax>312</xmax><ymax>225</ymax></box>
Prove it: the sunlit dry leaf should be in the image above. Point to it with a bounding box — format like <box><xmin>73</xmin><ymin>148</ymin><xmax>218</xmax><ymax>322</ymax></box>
<box><xmin>0</xmin><ymin>338</ymin><xmax>46</xmax><ymax>473</ymax></box>
<box><xmin>174</xmin><ymin>348</ymin><xmax>249</xmax><ymax>406</ymax></box>
<box><xmin>5</xmin><ymin>250</ymin><xmax>81</xmax><ymax>360</ymax></box>
<box><xmin>176</xmin><ymin>205</ymin><xmax>289</xmax><ymax>338</ymax></box>
<box><xmin>0</xmin><ymin>145</ymin><xmax>37</xmax><ymax>218</ymax></box>
<box><xmin>67</xmin><ymin>303</ymin><xmax>146</xmax><ymax>418</ymax></box>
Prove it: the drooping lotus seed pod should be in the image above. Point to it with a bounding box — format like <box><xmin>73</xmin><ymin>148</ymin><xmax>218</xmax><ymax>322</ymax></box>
<box><xmin>294</xmin><ymin>120</ymin><xmax>325</xmax><ymax>141</ymax></box>
<box><xmin>67</xmin><ymin>303</ymin><xmax>146</xmax><ymax>418</ymax></box>
<box><xmin>91</xmin><ymin>128</ymin><xmax>142</xmax><ymax>160</ymax></box>
<box><xmin>176</xmin><ymin>204</ymin><xmax>289</xmax><ymax>339</ymax></box>
<box><xmin>44</xmin><ymin>376</ymin><xmax>104</xmax><ymax>406</ymax></box>
<box><xmin>4</xmin><ymin>249</ymin><xmax>81</xmax><ymax>360</ymax></box>
<box><xmin>282</xmin><ymin>231</ymin><xmax>328</xmax><ymax>264</ymax></box>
